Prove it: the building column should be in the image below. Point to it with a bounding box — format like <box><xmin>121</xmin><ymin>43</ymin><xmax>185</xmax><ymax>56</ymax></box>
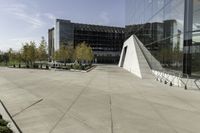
<box><xmin>183</xmin><ymin>0</ymin><xmax>193</xmax><ymax>75</ymax></box>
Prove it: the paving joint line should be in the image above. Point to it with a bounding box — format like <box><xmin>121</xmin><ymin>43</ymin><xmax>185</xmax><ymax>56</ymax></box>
<box><xmin>12</xmin><ymin>98</ymin><xmax>43</xmax><ymax>117</ymax></box>
<box><xmin>109</xmin><ymin>95</ymin><xmax>114</xmax><ymax>133</ymax></box>
<box><xmin>68</xmin><ymin>113</ymin><xmax>95</xmax><ymax>131</ymax></box>
<box><xmin>107</xmin><ymin>71</ymin><xmax>114</xmax><ymax>133</ymax></box>
<box><xmin>49</xmin><ymin>74</ymin><xmax>96</xmax><ymax>133</ymax></box>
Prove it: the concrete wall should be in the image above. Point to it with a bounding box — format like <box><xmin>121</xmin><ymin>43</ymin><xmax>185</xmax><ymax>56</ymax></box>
<box><xmin>119</xmin><ymin>35</ymin><xmax>142</xmax><ymax>78</ymax></box>
<box><xmin>118</xmin><ymin>35</ymin><xmax>152</xmax><ymax>79</ymax></box>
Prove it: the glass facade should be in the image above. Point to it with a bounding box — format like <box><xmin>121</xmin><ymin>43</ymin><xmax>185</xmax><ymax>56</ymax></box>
<box><xmin>192</xmin><ymin>0</ymin><xmax>200</xmax><ymax>77</ymax></box>
<box><xmin>49</xmin><ymin>19</ymin><xmax>125</xmax><ymax>64</ymax></box>
<box><xmin>126</xmin><ymin>0</ymin><xmax>200</xmax><ymax>77</ymax></box>
<box><xmin>48</xmin><ymin>28</ymin><xmax>54</xmax><ymax>59</ymax></box>
<box><xmin>74</xmin><ymin>23</ymin><xmax>124</xmax><ymax>63</ymax></box>
<box><xmin>57</xmin><ymin>19</ymin><xmax>74</xmax><ymax>47</ymax></box>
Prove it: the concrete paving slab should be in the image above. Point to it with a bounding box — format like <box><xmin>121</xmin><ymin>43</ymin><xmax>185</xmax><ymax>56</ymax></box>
<box><xmin>1</xmin><ymin>65</ymin><xmax>200</xmax><ymax>133</ymax></box>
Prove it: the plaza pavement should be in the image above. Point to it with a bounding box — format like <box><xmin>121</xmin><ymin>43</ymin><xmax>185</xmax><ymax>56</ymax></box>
<box><xmin>0</xmin><ymin>65</ymin><xmax>200</xmax><ymax>133</ymax></box>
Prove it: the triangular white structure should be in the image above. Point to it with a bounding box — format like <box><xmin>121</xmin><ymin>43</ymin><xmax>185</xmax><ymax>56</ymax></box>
<box><xmin>118</xmin><ymin>35</ymin><xmax>153</xmax><ymax>79</ymax></box>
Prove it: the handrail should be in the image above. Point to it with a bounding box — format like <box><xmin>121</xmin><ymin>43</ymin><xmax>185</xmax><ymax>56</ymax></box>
<box><xmin>179</xmin><ymin>73</ymin><xmax>189</xmax><ymax>90</ymax></box>
<box><xmin>154</xmin><ymin>69</ymin><xmax>190</xmax><ymax>89</ymax></box>
<box><xmin>0</xmin><ymin>100</ymin><xmax>23</xmax><ymax>133</ymax></box>
<box><xmin>162</xmin><ymin>70</ymin><xmax>179</xmax><ymax>86</ymax></box>
<box><xmin>168</xmin><ymin>72</ymin><xmax>177</xmax><ymax>86</ymax></box>
<box><xmin>163</xmin><ymin>71</ymin><xmax>171</xmax><ymax>84</ymax></box>
<box><xmin>155</xmin><ymin>71</ymin><xmax>164</xmax><ymax>82</ymax></box>
<box><xmin>194</xmin><ymin>78</ymin><xmax>200</xmax><ymax>90</ymax></box>
<box><xmin>159</xmin><ymin>71</ymin><xmax>165</xmax><ymax>83</ymax></box>
<box><xmin>155</xmin><ymin>70</ymin><xmax>172</xmax><ymax>85</ymax></box>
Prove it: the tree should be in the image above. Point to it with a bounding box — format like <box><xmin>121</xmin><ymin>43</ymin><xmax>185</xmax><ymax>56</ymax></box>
<box><xmin>28</xmin><ymin>41</ymin><xmax>37</xmax><ymax>67</ymax></box>
<box><xmin>59</xmin><ymin>45</ymin><xmax>70</xmax><ymax>66</ymax></box>
<box><xmin>53</xmin><ymin>44</ymin><xmax>72</xmax><ymax>66</ymax></box>
<box><xmin>37</xmin><ymin>37</ymin><xmax>48</xmax><ymax>68</ymax></box>
<box><xmin>3</xmin><ymin>52</ymin><xmax>9</xmax><ymax>65</ymax></box>
<box><xmin>0</xmin><ymin>51</ymin><xmax>3</xmax><ymax>63</ymax></box>
<box><xmin>21</xmin><ymin>41</ymin><xmax>37</xmax><ymax>67</ymax></box>
<box><xmin>7</xmin><ymin>48</ymin><xmax>20</xmax><ymax>67</ymax></box>
<box><xmin>74</xmin><ymin>42</ymin><xmax>86</xmax><ymax>63</ymax></box>
<box><xmin>8</xmin><ymin>48</ymin><xmax>14</xmax><ymax>64</ymax></box>
<box><xmin>74</xmin><ymin>42</ymin><xmax>94</xmax><ymax>64</ymax></box>
<box><xmin>85</xmin><ymin>46</ymin><xmax>94</xmax><ymax>63</ymax></box>
<box><xmin>21</xmin><ymin>43</ymin><xmax>29</xmax><ymax>66</ymax></box>
<box><xmin>68</xmin><ymin>46</ymin><xmax>74</xmax><ymax>61</ymax></box>
<box><xmin>0</xmin><ymin>51</ymin><xmax>9</xmax><ymax>65</ymax></box>
<box><xmin>37</xmin><ymin>37</ymin><xmax>48</xmax><ymax>62</ymax></box>
<box><xmin>53</xmin><ymin>50</ymin><xmax>60</xmax><ymax>61</ymax></box>
<box><xmin>15</xmin><ymin>51</ymin><xmax>22</xmax><ymax>68</ymax></box>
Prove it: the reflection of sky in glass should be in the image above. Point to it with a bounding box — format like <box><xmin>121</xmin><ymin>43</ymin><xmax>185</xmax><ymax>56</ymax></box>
<box><xmin>126</xmin><ymin>0</ymin><xmax>184</xmax><ymax>32</ymax></box>
<box><xmin>193</xmin><ymin>32</ymin><xmax>200</xmax><ymax>42</ymax></box>
<box><xmin>126</xmin><ymin>0</ymin><xmax>200</xmax><ymax>76</ymax></box>
<box><xmin>193</xmin><ymin>0</ymin><xmax>200</xmax><ymax>31</ymax></box>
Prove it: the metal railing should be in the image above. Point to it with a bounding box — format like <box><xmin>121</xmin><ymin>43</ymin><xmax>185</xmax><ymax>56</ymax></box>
<box><xmin>154</xmin><ymin>70</ymin><xmax>190</xmax><ymax>90</ymax></box>
<box><xmin>178</xmin><ymin>73</ymin><xmax>189</xmax><ymax>90</ymax></box>
<box><xmin>194</xmin><ymin>78</ymin><xmax>200</xmax><ymax>90</ymax></box>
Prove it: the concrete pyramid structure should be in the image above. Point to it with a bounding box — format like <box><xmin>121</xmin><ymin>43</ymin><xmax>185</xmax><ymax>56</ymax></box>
<box><xmin>118</xmin><ymin>35</ymin><xmax>153</xmax><ymax>79</ymax></box>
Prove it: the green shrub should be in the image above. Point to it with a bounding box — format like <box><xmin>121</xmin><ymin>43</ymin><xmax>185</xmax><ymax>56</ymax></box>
<box><xmin>0</xmin><ymin>126</ymin><xmax>13</xmax><ymax>133</ymax></box>
<box><xmin>85</xmin><ymin>65</ymin><xmax>91</xmax><ymax>70</ymax></box>
<box><xmin>33</xmin><ymin>64</ymin><xmax>38</xmax><ymax>68</ymax></box>
<box><xmin>62</xmin><ymin>65</ymin><xmax>71</xmax><ymax>70</ymax></box>
<box><xmin>0</xmin><ymin>119</ymin><xmax>8</xmax><ymax>126</ymax></box>
<box><xmin>56</xmin><ymin>65</ymin><xmax>61</xmax><ymax>69</ymax></box>
<box><xmin>73</xmin><ymin>64</ymin><xmax>81</xmax><ymax>70</ymax></box>
<box><xmin>67</xmin><ymin>65</ymin><xmax>72</xmax><ymax>69</ymax></box>
<box><xmin>80</xmin><ymin>65</ymin><xmax>84</xmax><ymax>70</ymax></box>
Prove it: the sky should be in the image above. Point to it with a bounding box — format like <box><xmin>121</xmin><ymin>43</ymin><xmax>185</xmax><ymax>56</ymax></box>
<box><xmin>0</xmin><ymin>0</ymin><xmax>125</xmax><ymax>52</ymax></box>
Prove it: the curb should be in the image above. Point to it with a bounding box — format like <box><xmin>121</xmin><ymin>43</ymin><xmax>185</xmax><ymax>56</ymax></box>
<box><xmin>70</xmin><ymin>65</ymin><xmax>96</xmax><ymax>73</ymax></box>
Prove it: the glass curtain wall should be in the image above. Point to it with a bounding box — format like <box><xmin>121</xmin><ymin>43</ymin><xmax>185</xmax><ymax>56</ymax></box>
<box><xmin>73</xmin><ymin>25</ymin><xmax>124</xmax><ymax>63</ymax></box>
<box><xmin>59</xmin><ymin>20</ymin><xmax>74</xmax><ymax>47</ymax></box>
<box><xmin>192</xmin><ymin>0</ymin><xmax>200</xmax><ymax>77</ymax></box>
<box><xmin>126</xmin><ymin>0</ymin><xmax>185</xmax><ymax>73</ymax></box>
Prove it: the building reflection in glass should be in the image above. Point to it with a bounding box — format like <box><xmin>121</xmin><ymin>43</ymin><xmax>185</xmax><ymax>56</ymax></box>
<box><xmin>126</xmin><ymin>0</ymin><xmax>200</xmax><ymax>77</ymax></box>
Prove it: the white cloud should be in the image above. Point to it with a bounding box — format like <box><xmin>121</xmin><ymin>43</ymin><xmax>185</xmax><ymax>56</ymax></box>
<box><xmin>2</xmin><ymin>3</ymin><xmax>43</xmax><ymax>29</ymax></box>
<box><xmin>1</xmin><ymin>3</ymin><xmax>56</xmax><ymax>29</ymax></box>
<box><xmin>0</xmin><ymin>2</ymin><xmax>54</xmax><ymax>51</ymax></box>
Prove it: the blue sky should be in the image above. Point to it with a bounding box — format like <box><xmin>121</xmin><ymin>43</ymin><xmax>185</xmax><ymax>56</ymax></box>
<box><xmin>0</xmin><ymin>0</ymin><xmax>125</xmax><ymax>52</ymax></box>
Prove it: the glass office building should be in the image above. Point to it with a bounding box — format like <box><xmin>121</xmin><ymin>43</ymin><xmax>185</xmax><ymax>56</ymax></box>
<box><xmin>126</xmin><ymin>0</ymin><xmax>200</xmax><ymax>77</ymax></box>
<box><xmin>48</xmin><ymin>19</ymin><xmax>125</xmax><ymax>63</ymax></box>
<box><xmin>48</xmin><ymin>28</ymin><xmax>54</xmax><ymax>59</ymax></box>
